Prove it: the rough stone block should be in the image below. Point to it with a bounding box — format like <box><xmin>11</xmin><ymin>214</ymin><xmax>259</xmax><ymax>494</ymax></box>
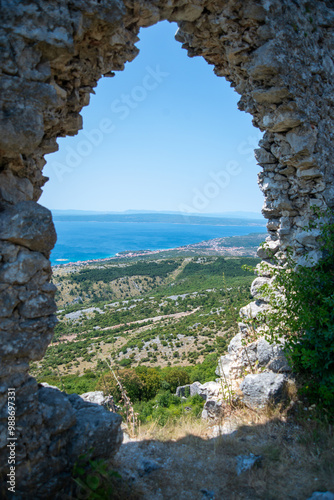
<box><xmin>38</xmin><ymin>385</ymin><xmax>76</xmax><ymax>436</ymax></box>
<box><xmin>201</xmin><ymin>399</ymin><xmax>223</xmax><ymax>420</ymax></box>
<box><xmin>66</xmin><ymin>393</ymin><xmax>123</xmax><ymax>460</ymax></box>
<box><xmin>0</xmin><ymin>202</ymin><xmax>57</xmax><ymax>256</ymax></box>
<box><xmin>0</xmin><ymin>170</ymin><xmax>34</xmax><ymax>204</ymax></box>
<box><xmin>240</xmin><ymin>373</ymin><xmax>287</xmax><ymax>408</ymax></box>
<box><xmin>250</xmin><ymin>277</ymin><xmax>271</xmax><ymax>297</ymax></box>
<box><xmin>239</xmin><ymin>300</ymin><xmax>269</xmax><ymax>319</ymax></box>
<box><xmin>0</xmin><ymin>249</ymin><xmax>50</xmax><ymax>285</ymax></box>
<box><xmin>256</xmin><ymin>240</ymin><xmax>280</xmax><ymax>259</ymax></box>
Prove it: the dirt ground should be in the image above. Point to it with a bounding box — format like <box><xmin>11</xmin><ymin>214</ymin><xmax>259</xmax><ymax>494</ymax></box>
<box><xmin>111</xmin><ymin>411</ymin><xmax>334</xmax><ymax>500</ymax></box>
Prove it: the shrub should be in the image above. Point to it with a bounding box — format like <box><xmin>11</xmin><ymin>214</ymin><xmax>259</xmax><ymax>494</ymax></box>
<box><xmin>119</xmin><ymin>358</ymin><xmax>132</xmax><ymax>367</ymax></box>
<box><xmin>163</xmin><ymin>368</ymin><xmax>190</xmax><ymax>393</ymax></box>
<box><xmin>95</xmin><ymin>370</ymin><xmax>144</xmax><ymax>403</ymax></box>
<box><xmin>258</xmin><ymin>209</ymin><xmax>334</xmax><ymax>415</ymax></box>
<box><xmin>135</xmin><ymin>366</ymin><xmax>161</xmax><ymax>401</ymax></box>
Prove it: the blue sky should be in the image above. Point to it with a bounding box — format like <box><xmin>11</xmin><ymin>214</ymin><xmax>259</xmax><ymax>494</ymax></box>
<box><xmin>41</xmin><ymin>21</ymin><xmax>264</xmax><ymax>216</ymax></box>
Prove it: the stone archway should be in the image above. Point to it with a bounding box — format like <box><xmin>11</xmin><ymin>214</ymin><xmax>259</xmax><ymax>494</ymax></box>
<box><xmin>1</xmin><ymin>0</ymin><xmax>333</xmax><ymax>496</ymax></box>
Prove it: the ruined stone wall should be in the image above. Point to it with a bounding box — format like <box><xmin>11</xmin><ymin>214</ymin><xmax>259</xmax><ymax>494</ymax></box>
<box><xmin>0</xmin><ymin>0</ymin><xmax>333</xmax><ymax>496</ymax></box>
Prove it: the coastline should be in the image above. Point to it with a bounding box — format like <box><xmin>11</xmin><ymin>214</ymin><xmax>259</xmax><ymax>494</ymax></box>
<box><xmin>52</xmin><ymin>248</ymin><xmax>164</xmax><ymax>268</ymax></box>
<box><xmin>52</xmin><ymin>233</ymin><xmax>266</xmax><ymax>269</ymax></box>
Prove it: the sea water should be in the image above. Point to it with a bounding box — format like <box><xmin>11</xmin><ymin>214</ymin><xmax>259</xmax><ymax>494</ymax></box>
<box><xmin>50</xmin><ymin>221</ymin><xmax>266</xmax><ymax>265</ymax></box>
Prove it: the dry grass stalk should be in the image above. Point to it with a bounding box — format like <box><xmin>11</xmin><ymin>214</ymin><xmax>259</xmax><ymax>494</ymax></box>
<box><xmin>105</xmin><ymin>356</ymin><xmax>138</xmax><ymax>436</ymax></box>
<box><xmin>114</xmin><ymin>403</ymin><xmax>334</xmax><ymax>500</ymax></box>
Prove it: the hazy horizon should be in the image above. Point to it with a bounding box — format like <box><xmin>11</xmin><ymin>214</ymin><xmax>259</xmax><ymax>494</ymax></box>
<box><xmin>51</xmin><ymin>208</ymin><xmax>264</xmax><ymax>219</ymax></box>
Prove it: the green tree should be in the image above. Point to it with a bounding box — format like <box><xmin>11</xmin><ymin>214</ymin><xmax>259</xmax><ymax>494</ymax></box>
<box><xmin>258</xmin><ymin>209</ymin><xmax>334</xmax><ymax>414</ymax></box>
<box><xmin>163</xmin><ymin>368</ymin><xmax>190</xmax><ymax>393</ymax></box>
<box><xmin>135</xmin><ymin>366</ymin><xmax>161</xmax><ymax>401</ymax></box>
<box><xmin>96</xmin><ymin>369</ymin><xmax>144</xmax><ymax>402</ymax></box>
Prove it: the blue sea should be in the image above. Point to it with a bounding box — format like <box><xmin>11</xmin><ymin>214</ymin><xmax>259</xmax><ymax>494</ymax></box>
<box><xmin>50</xmin><ymin>221</ymin><xmax>266</xmax><ymax>265</ymax></box>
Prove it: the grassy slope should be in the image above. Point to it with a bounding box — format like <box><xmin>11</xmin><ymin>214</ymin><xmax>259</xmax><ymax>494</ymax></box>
<box><xmin>32</xmin><ymin>255</ymin><xmax>258</xmax><ymax>385</ymax></box>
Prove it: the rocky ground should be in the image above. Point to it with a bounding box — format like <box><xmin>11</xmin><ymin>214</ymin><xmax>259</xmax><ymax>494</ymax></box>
<box><xmin>110</xmin><ymin>409</ymin><xmax>334</xmax><ymax>500</ymax></box>
<box><xmin>66</xmin><ymin>386</ymin><xmax>334</xmax><ymax>500</ymax></box>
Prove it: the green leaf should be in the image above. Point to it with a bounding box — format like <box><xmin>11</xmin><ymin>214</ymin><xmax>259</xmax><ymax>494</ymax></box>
<box><xmin>74</xmin><ymin>466</ymin><xmax>86</xmax><ymax>476</ymax></box>
<box><xmin>86</xmin><ymin>474</ymin><xmax>100</xmax><ymax>491</ymax></box>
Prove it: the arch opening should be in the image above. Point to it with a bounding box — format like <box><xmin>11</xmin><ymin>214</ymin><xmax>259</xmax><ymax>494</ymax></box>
<box><xmin>41</xmin><ymin>20</ymin><xmax>264</xmax><ymax>220</ymax></box>
<box><xmin>33</xmin><ymin>19</ymin><xmax>266</xmax><ymax>384</ymax></box>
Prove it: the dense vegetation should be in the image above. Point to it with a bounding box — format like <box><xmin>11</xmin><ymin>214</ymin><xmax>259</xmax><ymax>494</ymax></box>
<box><xmin>69</xmin><ymin>260</ymin><xmax>179</xmax><ymax>284</ymax></box>
<box><xmin>258</xmin><ymin>209</ymin><xmax>334</xmax><ymax>416</ymax></box>
<box><xmin>180</xmin><ymin>256</ymin><xmax>259</xmax><ymax>278</ymax></box>
<box><xmin>34</xmin><ymin>219</ymin><xmax>334</xmax><ymax>426</ymax></box>
<box><xmin>38</xmin><ymin>360</ymin><xmax>221</xmax><ymax>425</ymax></box>
<box><xmin>35</xmin><ymin>281</ymin><xmax>253</xmax><ymax>373</ymax></box>
<box><xmin>32</xmin><ymin>253</ymin><xmax>260</xmax><ymax>425</ymax></box>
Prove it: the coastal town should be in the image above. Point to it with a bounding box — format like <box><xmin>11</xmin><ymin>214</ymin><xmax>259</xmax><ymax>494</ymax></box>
<box><xmin>52</xmin><ymin>232</ymin><xmax>266</xmax><ymax>270</ymax></box>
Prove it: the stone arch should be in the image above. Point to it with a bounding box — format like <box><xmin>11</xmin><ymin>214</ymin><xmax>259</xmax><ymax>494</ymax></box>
<box><xmin>1</xmin><ymin>0</ymin><xmax>333</xmax><ymax>495</ymax></box>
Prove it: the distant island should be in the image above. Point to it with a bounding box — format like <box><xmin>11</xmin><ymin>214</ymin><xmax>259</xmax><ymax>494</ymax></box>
<box><xmin>52</xmin><ymin>210</ymin><xmax>265</xmax><ymax>227</ymax></box>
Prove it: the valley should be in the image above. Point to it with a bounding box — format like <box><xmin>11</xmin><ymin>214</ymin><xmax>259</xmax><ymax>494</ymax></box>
<box><xmin>31</xmin><ymin>239</ymin><xmax>261</xmax><ymax>397</ymax></box>
<box><xmin>32</xmin><ymin>255</ymin><xmax>258</xmax><ymax>380</ymax></box>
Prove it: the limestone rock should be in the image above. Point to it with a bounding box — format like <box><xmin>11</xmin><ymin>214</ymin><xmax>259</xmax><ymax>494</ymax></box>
<box><xmin>201</xmin><ymin>399</ymin><xmax>223</xmax><ymax>420</ymax></box>
<box><xmin>239</xmin><ymin>300</ymin><xmax>269</xmax><ymax>319</ymax></box>
<box><xmin>176</xmin><ymin>383</ymin><xmax>193</xmax><ymax>398</ymax></box>
<box><xmin>257</xmin><ymin>338</ymin><xmax>290</xmax><ymax>373</ymax></box>
<box><xmin>0</xmin><ymin>170</ymin><xmax>34</xmax><ymax>204</ymax></box>
<box><xmin>240</xmin><ymin>373</ymin><xmax>287</xmax><ymax>408</ymax></box>
<box><xmin>215</xmin><ymin>353</ymin><xmax>237</xmax><ymax>379</ymax></box>
<box><xmin>0</xmin><ymin>104</ymin><xmax>45</xmax><ymax>155</ymax></box>
<box><xmin>0</xmin><ymin>286</ymin><xmax>19</xmax><ymax>317</ymax></box>
<box><xmin>285</xmin><ymin>127</ymin><xmax>318</xmax><ymax>156</ymax></box>
<box><xmin>171</xmin><ymin>4</ymin><xmax>203</xmax><ymax>22</ymax></box>
<box><xmin>263</xmin><ymin>110</ymin><xmax>302</xmax><ymax>133</ymax></box>
<box><xmin>0</xmin><ymin>249</ymin><xmax>50</xmax><ymax>285</ymax></box>
<box><xmin>255</xmin><ymin>261</ymin><xmax>277</xmax><ymax>278</ymax></box>
<box><xmin>176</xmin><ymin>381</ymin><xmax>220</xmax><ymax>401</ymax></box>
<box><xmin>236</xmin><ymin>453</ymin><xmax>262</xmax><ymax>475</ymax></box>
<box><xmin>228</xmin><ymin>333</ymin><xmax>244</xmax><ymax>354</ymax></box>
<box><xmin>256</xmin><ymin>239</ymin><xmax>280</xmax><ymax>259</ymax></box>
<box><xmin>217</xmin><ymin>331</ymin><xmax>291</xmax><ymax>385</ymax></box>
<box><xmin>267</xmin><ymin>355</ymin><xmax>291</xmax><ymax>373</ymax></box>
<box><xmin>252</xmin><ymin>87</ymin><xmax>289</xmax><ymax>104</ymax></box>
<box><xmin>80</xmin><ymin>391</ymin><xmax>117</xmax><ymax>410</ymax></box>
<box><xmin>296</xmin><ymin>250</ymin><xmax>323</xmax><ymax>267</ymax></box>
<box><xmin>200</xmin><ymin>488</ymin><xmax>215</xmax><ymax>499</ymax></box>
<box><xmin>0</xmin><ymin>201</ymin><xmax>57</xmax><ymax>256</ymax></box>
<box><xmin>297</xmin><ymin>167</ymin><xmax>322</xmax><ymax>179</ymax></box>
<box><xmin>18</xmin><ymin>290</ymin><xmax>57</xmax><ymax>318</ymax></box>
<box><xmin>201</xmin><ymin>381</ymin><xmax>222</xmax><ymax>400</ymax></box>
<box><xmin>80</xmin><ymin>390</ymin><xmax>108</xmax><ymax>405</ymax></box>
<box><xmin>254</xmin><ymin>148</ymin><xmax>277</xmax><ymax>164</ymax></box>
<box><xmin>250</xmin><ymin>277</ymin><xmax>271</xmax><ymax>298</ymax></box>
<box><xmin>38</xmin><ymin>384</ymin><xmax>76</xmax><ymax>436</ymax></box>
<box><xmin>247</xmin><ymin>40</ymin><xmax>280</xmax><ymax>81</ymax></box>
<box><xmin>296</xmin><ymin>229</ymin><xmax>321</xmax><ymax>247</ymax></box>
<box><xmin>66</xmin><ymin>393</ymin><xmax>123</xmax><ymax>460</ymax></box>
<box><xmin>307</xmin><ymin>493</ymin><xmax>334</xmax><ymax>500</ymax></box>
